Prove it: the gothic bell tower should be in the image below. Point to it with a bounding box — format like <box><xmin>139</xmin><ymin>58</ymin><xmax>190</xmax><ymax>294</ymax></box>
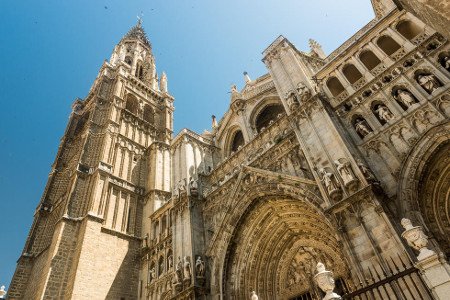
<box><xmin>8</xmin><ymin>20</ymin><xmax>173</xmax><ymax>300</ymax></box>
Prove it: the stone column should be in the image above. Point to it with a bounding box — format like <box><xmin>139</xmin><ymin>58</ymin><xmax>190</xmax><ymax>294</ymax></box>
<box><xmin>401</xmin><ymin>218</ymin><xmax>450</xmax><ymax>299</ymax></box>
<box><xmin>386</xmin><ymin>27</ymin><xmax>415</xmax><ymax>51</ymax></box>
<box><xmin>367</xmin><ymin>41</ymin><xmax>394</xmax><ymax>66</ymax></box>
<box><xmin>335</xmin><ymin>70</ymin><xmax>355</xmax><ymax>95</ymax></box>
<box><xmin>350</xmin><ymin>57</ymin><xmax>375</xmax><ymax>81</ymax></box>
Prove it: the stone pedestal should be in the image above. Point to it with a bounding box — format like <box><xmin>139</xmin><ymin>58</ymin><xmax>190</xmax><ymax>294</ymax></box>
<box><xmin>415</xmin><ymin>253</ymin><xmax>450</xmax><ymax>300</ymax></box>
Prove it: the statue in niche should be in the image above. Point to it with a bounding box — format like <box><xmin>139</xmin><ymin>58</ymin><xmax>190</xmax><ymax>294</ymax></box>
<box><xmin>183</xmin><ymin>256</ymin><xmax>192</xmax><ymax>281</ymax></box>
<box><xmin>251</xmin><ymin>291</ymin><xmax>259</xmax><ymax>300</ymax></box>
<box><xmin>334</xmin><ymin>160</ymin><xmax>356</xmax><ymax>186</ymax></box>
<box><xmin>356</xmin><ymin>159</ymin><xmax>376</xmax><ymax>182</ymax></box>
<box><xmin>168</xmin><ymin>255</ymin><xmax>173</xmax><ymax>269</ymax></box>
<box><xmin>374</xmin><ymin>104</ymin><xmax>394</xmax><ymax>122</ymax></box>
<box><xmin>354</xmin><ymin>118</ymin><xmax>372</xmax><ymax>138</ymax></box>
<box><xmin>149</xmin><ymin>267</ymin><xmax>156</xmax><ymax>281</ymax></box>
<box><xmin>441</xmin><ymin>55</ymin><xmax>450</xmax><ymax>71</ymax></box>
<box><xmin>395</xmin><ymin>89</ymin><xmax>417</xmax><ymax>108</ymax></box>
<box><xmin>195</xmin><ymin>256</ymin><xmax>205</xmax><ymax>277</ymax></box>
<box><xmin>174</xmin><ymin>257</ymin><xmax>183</xmax><ymax>283</ymax></box>
<box><xmin>417</xmin><ymin>74</ymin><xmax>441</xmax><ymax>94</ymax></box>
<box><xmin>177</xmin><ymin>179</ymin><xmax>186</xmax><ymax>196</ymax></box>
<box><xmin>143</xmin><ymin>233</ymin><xmax>149</xmax><ymax>248</ymax></box>
<box><xmin>139</xmin><ymin>101</ymin><xmax>145</xmax><ymax>116</ymax></box>
<box><xmin>319</xmin><ymin>168</ymin><xmax>339</xmax><ymax>194</ymax></box>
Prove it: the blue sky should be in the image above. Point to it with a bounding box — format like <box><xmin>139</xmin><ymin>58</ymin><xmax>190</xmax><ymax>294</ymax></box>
<box><xmin>0</xmin><ymin>0</ymin><xmax>374</xmax><ymax>288</ymax></box>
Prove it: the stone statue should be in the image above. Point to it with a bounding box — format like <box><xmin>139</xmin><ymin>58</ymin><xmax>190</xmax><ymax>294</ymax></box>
<box><xmin>356</xmin><ymin>159</ymin><xmax>376</xmax><ymax>181</ymax></box>
<box><xmin>189</xmin><ymin>176</ymin><xmax>198</xmax><ymax>195</ymax></box>
<box><xmin>395</xmin><ymin>89</ymin><xmax>416</xmax><ymax>108</ymax></box>
<box><xmin>195</xmin><ymin>256</ymin><xmax>205</xmax><ymax>277</ymax></box>
<box><xmin>177</xmin><ymin>179</ymin><xmax>186</xmax><ymax>196</ymax></box>
<box><xmin>168</xmin><ymin>255</ymin><xmax>173</xmax><ymax>269</ymax></box>
<box><xmin>417</xmin><ymin>74</ymin><xmax>441</xmax><ymax>93</ymax></box>
<box><xmin>286</xmin><ymin>91</ymin><xmax>299</xmax><ymax>111</ymax></box>
<box><xmin>0</xmin><ymin>286</ymin><xmax>6</xmax><ymax>299</ymax></box>
<box><xmin>444</xmin><ymin>56</ymin><xmax>450</xmax><ymax>71</ymax></box>
<box><xmin>319</xmin><ymin>169</ymin><xmax>339</xmax><ymax>193</ymax></box>
<box><xmin>149</xmin><ymin>267</ymin><xmax>156</xmax><ymax>281</ymax></box>
<box><xmin>375</xmin><ymin>104</ymin><xmax>393</xmax><ymax>122</ymax></box>
<box><xmin>251</xmin><ymin>291</ymin><xmax>259</xmax><ymax>300</ymax></box>
<box><xmin>354</xmin><ymin>118</ymin><xmax>372</xmax><ymax>138</ymax></box>
<box><xmin>183</xmin><ymin>256</ymin><xmax>192</xmax><ymax>281</ymax></box>
<box><xmin>401</xmin><ymin>218</ymin><xmax>435</xmax><ymax>260</ymax></box>
<box><xmin>143</xmin><ymin>233</ymin><xmax>149</xmax><ymax>248</ymax></box>
<box><xmin>314</xmin><ymin>262</ymin><xmax>341</xmax><ymax>300</ymax></box>
<box><xmin>175</xmin><ymin>257</ymin><xmax>183</xmax><ymax>283</ymax></box>
<box><xmin>139</xmin><ymin>101</ymin><xmax>145</xmax><ymax>115</ymax></box>
<box><xmin>334</xmin><ymin>160</ymin><xmax>356</xmax><ymax>185</ymax></box>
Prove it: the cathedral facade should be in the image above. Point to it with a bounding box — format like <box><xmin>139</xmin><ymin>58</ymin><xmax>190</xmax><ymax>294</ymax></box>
<box><xmin>8</xmin><ymin>0</ymin><xmax>450</xmax><ymax>299</ymax></box>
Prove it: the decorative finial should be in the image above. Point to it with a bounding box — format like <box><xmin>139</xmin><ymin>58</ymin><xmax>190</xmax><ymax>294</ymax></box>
<box><xmin>211</xmin><ymin>115</ymin><xmax>218</xmax><ymax>129</ymax></box>
<box><xmin>243</xmin><ymin>71</ymin><xmax>251</xmax><ymax>83</ymax></box>
<box><xmin>137</xmin><ymin>11</ymin><xmax>144</xmax><ymax>26</ymax></box>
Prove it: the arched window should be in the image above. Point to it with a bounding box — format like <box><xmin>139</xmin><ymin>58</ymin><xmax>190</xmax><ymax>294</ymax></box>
<box><xmin>359</xmin><ymin>50</ymin><xmax>381</xmax><ymax>70</ymax></box>
<box><xmin>396</xmin><ymin>20</ymin><xmax>422</xmax><ymax>40</ymax></box>
<box><xmin>342</xmin><ymin>64</ymin><xmax>363</xmax><ymax>84</ymax></box>
<box><xmin>377</xmin><ymin>36</ymin><xmax>401</xmax><ymax>56</ymax></box>
<box><xmin>143</xmin><ymin>104</ymin><xmax>154</xmax><ymax>124</ymax></box>
<box><xmin>135</xmin><ymin>62</ymin><xmax>144</xmax><ymax>81</ymax></box>
<box><xmin>326</xmin><ymin>77</ymin><xmax>345</xmax><ymax>97</ymax></box>
<box><xmin>255</xmin><ymin>104</ymin><xmax>285</xmax><ymax>132</ymax></box>
<box><xmin>125</xmin><ymin>94</ymin><xmax>139</xmax><ymax>114</ymax></box>
<box><xmin>230</xmin><ymin>130</ymin><xmax>245</xmax><ymax>153</ymax></box>
<box><xmin>125</xmin><ymin>56</ymin><xmax>133</xmax><ymax>66</ymax></box>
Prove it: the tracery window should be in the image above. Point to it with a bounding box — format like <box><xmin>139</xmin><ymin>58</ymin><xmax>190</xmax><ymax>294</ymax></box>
<box><xmin>255</xmin><ymin>104</ymin><xmax>285</xmax><ymax>132</ymax></box>
<box><xmin>230</xmin><ymin>130</ymin><xmax>244</xmax><ymax>153</ymax></box>
<box><xmin>125</xmin><ymin>94</ymin><xmax>139</xmax><ymax>114</ymax></box>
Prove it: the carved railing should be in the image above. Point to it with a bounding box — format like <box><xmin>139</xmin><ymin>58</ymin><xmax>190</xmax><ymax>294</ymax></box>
<box><xmin>370</xmin><ymin>63</ymin><xmax>387</xmax><ymax>77</ymax></box>
<box><xmin>352</xmin><ymin>77</ymin><xmax>367</xmax><ymax>91</ymax></box>
<box><xmin>390</xmin><ymin>47</ymin><xmax>407</xmax><ymax>62</ymax></box>
<box><xmin>342</xmin><ymin>256</ymin><xmax>432</xmax><ymax>300</ymax></box>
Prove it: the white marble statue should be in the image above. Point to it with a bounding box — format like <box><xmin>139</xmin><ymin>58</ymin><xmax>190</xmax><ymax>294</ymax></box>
<box><xmin>149</xmin><ymin>267</ymin><xmax>156</xmax><ymax>281</ymax></box>
<box><xmin>183</xmin><ymin>256</ymin><xmax>192</xmax><ymax>280</ymax></box>
<box><xmin>395</xmin><ymin>89</ymin><xmax>416</xmax><ymax>108</ymax></box>
<box><xmin>417</xmin><ymin>74</ymin><xmax>441</xmax><ymax>93</ymax></box>
<box><xmin>251</xmin><ymin>291</ymin><xmax>259</xmax><ymax>300</ymax></box>
<box><xmin>0</xmin><ymin>286</ymin><xmax>6</xmax><ymax>299</ymax></box>
<box><xmin>375</xmin><ymin>104</ymin><xmax>393</xmax><ymax>122</ymax></box>
<box><xmin>320</xmin><ymin>169</ymin><xmax>339</xmax><ymax>193</ymax></box>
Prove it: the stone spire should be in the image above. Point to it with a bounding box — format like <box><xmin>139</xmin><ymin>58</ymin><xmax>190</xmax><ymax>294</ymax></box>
<box><xmin>308</xmin><ymin>39</ymin><xmax>326</xmax><ymax>59</ymax></box>
<box><xmin>121</xmin><ymin>19</ymin><xmax>152</xmax><ymax>49</ymax></box>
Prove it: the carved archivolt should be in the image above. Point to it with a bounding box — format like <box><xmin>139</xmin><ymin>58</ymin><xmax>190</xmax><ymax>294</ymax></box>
<box><xmin>396</xmin><ymin>122</ymin><xmax>450</xmax><ymax>255</ymax></box>
<box><xmin>204</xmin><ymin>174</ymin><xmax>347</xmax><ymax>300</ymax></box>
